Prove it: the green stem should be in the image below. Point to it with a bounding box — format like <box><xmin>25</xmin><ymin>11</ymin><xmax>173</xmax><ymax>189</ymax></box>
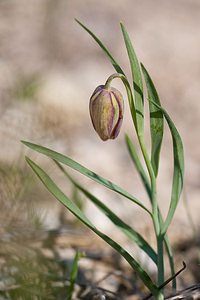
<box><xmin>105</xmin><ymin>73</ymin><xmax>165</xmax><ymax>299</ymax></box>
<box><xmin>138</xmin><ymin>136</ymin><xmax>159</xmax><ymax>229</ymax></box>
<box><xmin>125</xmin><ymin>134</ymin><xmax>176</xmax><ymax>288</ymax></box>
<box><xmin>105</xmin><ymin>73</ymin><xmax>137</xmax><ymax>130</ymax></box>
<box><xmin>159</xmin><ymin>216</ymin><xmax>176</xmax><ymax>289</ymax></box>
<box><xmin>138</xmin><ymin>136</ymin><xmax>164</xmax><ymax>293</ymax></box>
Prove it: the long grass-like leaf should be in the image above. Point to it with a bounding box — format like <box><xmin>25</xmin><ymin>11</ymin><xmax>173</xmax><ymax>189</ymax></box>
<box><xmin>120</xmin><ymin>23</ymin><xmax>144</xmax><ymax>136</ymax></box>
<box><xmin>21</xmin><ymin>141</ymin><xmax>151</xmax><ymax>215</ymax></box>
<box><xmin>75</xmin><ymin>19</ymin><xmax>124</xmax><ymax>75</ymax></box>
<box><xmin>125</xmin><ymin>134</ymin><xmax>176</xmax><ymax>287</ymax></box>
<box><xmin>75</xmin><ymin>19</ymin><xmax>137</xmax><ymax>130</ymax></box>
<box><xmin>67</xmin><ymin>250</ymin><xmax>80</xmax><ymax>300</ymax></box>
<box><xmin>141</xmin><ymin>64</ymin><xmax>164</xmax><ymax>177</ymax></box>
<box><xmin>54</xmin><ymin>160</ymin><xmax>157</xmax><ymax>265</ymax></box>
<box><xmin>25</xmin><ymin>156</ymin><xmax>159</xmax><ymax>296</ymax></box>
<box><xmin>147</xmin><ymin>101</ymin><xmax>184</xmax><ymax>235</ymax></box>
<box><xmin>125</xmin><ymin>134</ymin><xmax>151</xmax><ymax>199</ymax></box>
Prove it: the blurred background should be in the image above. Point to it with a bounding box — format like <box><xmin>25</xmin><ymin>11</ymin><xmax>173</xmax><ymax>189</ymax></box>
<box><xmin>0</xmin><ymin>0</ymin><xmax>200</xmax><ymax>298</ymax></box>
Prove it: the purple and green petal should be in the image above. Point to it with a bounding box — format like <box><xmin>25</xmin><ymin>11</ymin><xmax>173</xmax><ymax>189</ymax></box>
<box><xmin>90</xmin><ymin>85</ymin><xmax>124</xmax><ymax>141</ymax></box>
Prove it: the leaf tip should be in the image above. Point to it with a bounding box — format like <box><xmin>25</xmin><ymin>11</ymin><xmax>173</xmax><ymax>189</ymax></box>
<box><xmin>124</xmin><ymin>132</ymin><xmax>130</xmax><ymax>141</ymax></box>
<box><xmin>74</xmin><ymin>18</ymin><xmax>83</xmax><ymax>28</ymax></box>
<box><xmin>21</xmin><ymin>140</ymin><xmax>32</xmax><ymax>149</ymax></box>
<box><xmin>74</xmin><ymin>18</ymin><xmax>79</xmax><ymax>24</ymax></box>
<box><xmin>25</xmin><ymin>156</ymin><xmax>31</xmax><ymax>164</ymax></box>
<box><xmin>120</xmin><ymin>22</ymin><xmax>126</xmax><ymax>32</ymax></box>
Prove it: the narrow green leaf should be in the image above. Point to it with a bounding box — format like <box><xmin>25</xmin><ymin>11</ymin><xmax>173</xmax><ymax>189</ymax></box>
<box><xmin>163</xmin><ymin>151</ymin><xmax>183</xmax><ymax>234</ymax></box>
<box><xmin>67</xmin><ymin>250</ymin><xmax>80</xmax><ymax>300</ymax></box>
<box><xmin>26</xmin><ymin>156</ymin><xmax>159</xmax><ymax>296</ymax></box>
<box><xmin>125</xmin><ymin>134</ymin><xmax>151</xmax><ymax>200</ymax></box>
<box><xmin>125</xmin><ymin>135</ymin><xmax>176</xmax><ymax>287</ymax></box>
<box><xmin>147</xmin><ymin>101</ymin><xmax>184</xmax><ymax>235</ymax></box>
<box><xmin>75</xmin><ymin>18</ymin><xmax>124</xmax><ymax>75</ymax></box>
<box><xmin>161</xmin><ymin>228</ymin><xmax>176</xmax><ymax>289</ymax></box>
<box><xmin>120</xmin><ymin>23</ymin><xmax>144</xmax><ymax>135</ymax></box>
<box><xmin>75</xmin><ymin>19</ymin><xmax>137</xmax><ymax>129</ymax></box>
<box><xmin>125</xmin><ymin>134</ymin><xmax>176</xmax><ymax>287</ymax></box>
<box><xmin>21</xmin><ymin>141</ymin><xmax>151</xmax><ymax>215</ymax></box>
<box><xmin>54</xmin><ymin>160</ymin><xmax>157</xmax><ymax>265</ymax></box>
<box><xmin>141</xmin><ymin>64</ymin><xmax>164</xmax><ymax>177</ymax></box>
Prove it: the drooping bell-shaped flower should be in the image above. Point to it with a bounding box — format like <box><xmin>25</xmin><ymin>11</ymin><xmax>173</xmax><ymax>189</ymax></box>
<box><xmin>89</xmin><ymin>85</ymin><xmax>124</xmax><ymax>141</ymax></box>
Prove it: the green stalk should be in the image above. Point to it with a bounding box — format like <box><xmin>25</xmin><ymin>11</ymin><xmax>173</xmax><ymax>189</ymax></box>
<box><xmin>159</xmin><ymin>217</ymin><xmax>176</xmax><ymax>289</ymax></box>
<box><xmin>105</xmin><ymin>73</ymin><xmax>137</xmax><ymax>130</ymax></box>
<box><xmin>138</xmin><ymin>136</ymin><xmax>164</xmax><ymax>297</ymax></box>
<box><xmin>126</xmin><ymin>133</ymin><xmax>176</xmax><ymax>288</ymax></box>
<box><xmin>106</xmin><ymin>73</ymin><xmax>165</xmax><ymax>299</ymax></box>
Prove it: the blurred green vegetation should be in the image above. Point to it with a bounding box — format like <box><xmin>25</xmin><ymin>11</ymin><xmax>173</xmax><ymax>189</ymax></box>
<box><xmin>0</xmin><ymin>161</ymin><xmax>82</xmax><ymax>299</ymax></box>
<box><xmin>15</xmin><ymin>75</ymin><xmax>41</xmax><ymax>101</ymax></box>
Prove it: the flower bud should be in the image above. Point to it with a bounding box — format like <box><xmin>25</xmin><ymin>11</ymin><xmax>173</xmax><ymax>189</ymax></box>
<box><xmin>89</xmin><ymin>85</ymin><xmax>124</xmax><ymax>141</ymax></box>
